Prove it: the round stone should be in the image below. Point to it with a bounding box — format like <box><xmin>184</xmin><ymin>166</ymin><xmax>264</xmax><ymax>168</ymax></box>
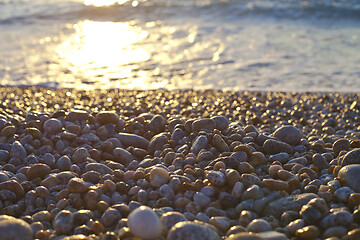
<box><xmin>226</xmin><ymin>232</ymin><xmax>265</xmax><ymax>240</ymax></box>
<box><xmin>43</xmin><ymin>118</ymin><xmax>62</xmax><ymax>134</ymax></box>
<box><xmin>67</xmin><ymin>178</ymin><xmax>88</xmax><ymax>193</ymax></box>
<box><xmin>26</xmin><ymin>163</ymin><xmax>51</xmax><ymax>180</ymax></box>
<box><xmin>333</xmin><ymin>139</ymin><xmax>350</xmax><ymax>154</ymax></box>
<box><xmin>150</xmin><ymin>167</ymin><xmax>169</xmax><ymax>188</ymax></box>
<box><xmin>127</xmin><ymin>206</ymin><xmax>162</xmax><ymax>239</ymax></box>
<box><xmin>168</xmin><ymin>221</ymin><xmax>220</xmax><ymax>240</ymax></box>
<box><xmin>273</xmin><ymin>125</ymin><xmax>302</xmax><ymax>146</ymax></box>
<box><xmin>246</xmin><ymin>219</ymin><xmax>272</xmax><ymax>233</ymax></box>
<box><xmin>0</xmin><ymin>215</ymin><xmax>33</xmax><ymax>240</ymax></box>
<box><xmin>10</xmin><ymin>141</ymin><xmax>27</xmax><ymax>160</ymax></box>
<box><xmin>296</xmin><ymin>225</ymin><xmax>320</xmax><ymax>239</ymax></box>
<box><xmin>95</xmin><ymin>111</ymin><xmax>119</xmax><ymax>125</ymax></box>
<box><xmin>206</xmin><ymin>171</ymin><xmax>226</xmax><ymax>187</ymax></box>
<box><xmin>338</xmin><ymin>164</ymin><xmax>360</xmax><ymax>192</ymax></box>
<box><xmin>340</xmin><ymin>148</ymin><xmax>360</xmax><ymax>166</ymax></box>
<box><xmin>53</xmin><ymin>210</ymin><xmax>73</xmax><ymax>235</ymax></box>
<box><xmin>160</xmin><ymin>211</ymin><xmax>187</xmax><ymax>234</ymax></box>
<box><xmin>72</xmin><ymin>148</ymin><xmax>90</xmax><ymax>163</ymax></box>
<box><xmin>262</xmin><ymin>179</ymin><xmax>288</xmax><ymax>191</ymax></box>
<box><xmin>101</xmin><ymin>207</ymin><xmax>121</xmax><ymax>227</ymax></box>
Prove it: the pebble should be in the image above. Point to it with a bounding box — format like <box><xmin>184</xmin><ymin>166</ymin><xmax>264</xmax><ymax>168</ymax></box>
<box><xmin>265</xmin><ymin>193</ymin><xmax>318</xmax><ymax>218</ymax></box>
<box><xmin>160</xmin><ymin>211</ymin><xmax>187</xmax><ymax>234</ymax></box>
<box><xmin>53</xmin><ymin>210</ymin><xmax>74</xmax><ymax>235</ymax></box>
<box><xmin>207</xmin><ymin>171</ymin><xmax>226</xmax><ymax>187</ymax></box>
<box><xmin>213</xmin><ymin>134</ymin><xmax>230</xmax><ymax>152</ymax></box>
<box><xmin>268</xmin><ymin>152</ymin><xmax>289</xmax><ymax>164</ymax></box>
<box><xmin>334</xmin><ymin>187</ymin><xmax>354</xmax><ymax>202</ymax></box>
<box><xmin>101</xmin><ymin>207</ymin><xmax>121</xmax><ymax>227</ymax></box>
<box><xmin>168</xmin><ymin>221</ymin><xmax>221</xmax><ymax>240</ymax></box>
<box><xmin>340</xmin><ymin>148</ymin><xmax>360</xmax><ymax>166</ymax></box>
<box><xmin>211</xmin><ymin>116</ymin><xmax>229</xmax><ymax>131</ymax></box>
<box><xmin>226</xmin><ymin>232</ymin><xmax>265</xmax><ymax>240</ymax></box>
<box><xmin>127</xmin><ymin>206</ymin><xmax>162</xmax><ymax>239</ymax></box>
<box><xmin>148</xmin><ymin>114</ymin><xmax>166</xmax><ymax>133</ymax></box>
<box><xmin>262</xmin><ymin>179</ymin><xmax>288</xmax><ymax>191</ymax></box>
<box><xmin>191</xmin><ymin>135</ymin><xmax>209</xmax><ymax>155</ymax></box>
<box><xmin>209</xmin><ymin>216</ymin><xmax>231</xmax><ymax>232</ymax></box>
<box><xmin>338</xmin><ymin>164</ymin><xmax>360</xmax><ymax>192</ymax></box>
<box><xmin>10</xmin><ymin>141</ymin><xmax>27</xmax><ymax>160</ymax></box>
<box><xmin>150</xmin><ymin>166</ymin><xmax>169</xmax><ymax>188</ymax></box>
<box><xmin>192</xmin><ymin>118</ymin><xmax>216</xmax><ymax>132</ymax></box>
<box><xmin>194</xmin><ymin>192</ymin><xmax>212</xmax><ymax>208</ymax></box>
<box><xmin>26</xmin><ymin>163</ymin><xmax>51</xmax><ymax>180</ymax></box>
<box><xmin>0</xmin><ymin>180</ymin><xmax>24</xmax><ymax>198</ymax></box>
<box><xmin>113</xmin><ymin>147</ymin><xmax>134</xmax><ymax>165</ymax></box>
<box><xmin>72</xmin><ymin>147</ymin><xmax>90</xmax><ymax>163</ymax></box>
<box><xmin>95</xmin><ymin>111</ymin><xmax>119</xmax><ymax>125</ymax></box>
<box><xmin>148</xmin><ymin>133</ymin><xmax>168</xmax><ymax>155</ymax></box>
<box><xmin>247</xmin><ymin>219</ymin><xmax>272</xmax><ymax>233</ymax></box>
<box><xmin>273</xmin><ymin>125</ymin><xmax>302</xmax><ymax>146</ymax></box>
<box><xmin>65</xmin><ymin>110</ymin><xmax>89</xmax><ymax>122</ymax></box>
<box><xmin>0</xmin><ymin>215</ymin><xmax>33</xmax><ymax>240</ymax></box>
<box><xmin>115</xmin><ymin>133</ymin><xmax>149</xmax><ymax>149</ymax></box>
<box><xmin>312</xmin><ymin>153</ymin><xmax>330</xmax><ymax>171</ymax></box>
<box><xmin>43</xmin><ymin>118</ymin><xmax>62</xmax><ymax>134</ymax></box>
<box><xmin>1</xmin><ymin>125</ymin><xmax>16</xmax><ymax>137</ymax></box>
<box><xmin>67</xmin><ymin>178</ymin><xmax>88</xmax><ymax>193</ymax></box>
<box><xmin>263</xmin><ymin>139</ymin><xmax>293</xmax><ymax>155</ymax></box>
<box><xmin>321</xmin><ymin>210</ymin><xmax>353</xmax><ymax>228</ymax></box>
<box><xmin>296</xmin><ymin>225</ymin><xmax>320</xmax><ymax>239</ymax></box>
<box><xmin>332</xmin><ymin>138</ymin><xmax>350</xmax><ymax>154</ymax></box>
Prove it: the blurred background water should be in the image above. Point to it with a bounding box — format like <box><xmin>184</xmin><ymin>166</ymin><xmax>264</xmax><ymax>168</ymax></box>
<box><xmin>0</xmin><ymin>0</ymin><xmax>359</xmax><ymax>92</ymax></box>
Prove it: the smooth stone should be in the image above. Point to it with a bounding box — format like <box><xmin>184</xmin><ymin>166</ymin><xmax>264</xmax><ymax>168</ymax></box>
<box><xmin>247</xmin><ymin>219</ymin><xmax>272</xmax><ymax>233</ymax></box>
<box><xmin>232</xmin><ymin>182</ymin><xmax>244</xmax><ymax>199</ymax></box>
<box><xmin>249</xmin><ymin>152</ymin><xmax>266</xmax><ymax>167</ymax></box>
<box><xmin>95</xmin><ymin>111</ymin><xmax>119</xmax><ymax>125</ymax></box>
<box><xmin>226</xmin><ymin>232</ymin><xmax>265</xmax><ymax>240</ymax></box>
<box><xmin>115</xmin><ymin>133</ymin><xmax>149</xmax><ymax>150</ymax></box>
<box><xmin>0</xmin><ymin>150</ymin><xmax>10</xmax><ymax>162</ymax></box>
<box><xmin>160</xmin><ymin>211</ymin><xmax>187</xmax><ymax>234</ymax></box>
<box><xmin>299</xmin><ymin>205</ymin><xmax>322</xmax><ymax>225</ymax></box>
<box><xmin>1</xmin><ymin>126</ymin><xmax>16</xmax><ymax>137</ymax></box>
<box><xmin>113</xmin><ymin>147</ymin><xmax>134</xmax><ymax>165</ymax></box>
<box><xmin>0</xmin><ymin>215</ymin><xmax>33</xmax><ymax>240</ymax></box>
<box><xmin>262</xmin><ymin>179</ymin><xmax>288</xmax><ymax>191</ymax></box>
<box><xmin>101</xmin><ymin>207</ymin><xmax>121</xmax><ymax>227</ymax></box>
<box><xmin>295</xmin><ymin>225</ymin><xmax>320</xmax><ymax>239</ymax></box>
<box><xmin>53</xmin><ymin>210</ymin><xmax>73</xmax><ymax>235</ymax></box>
<box><xmin>263</xmin><ymin>139</ymin><xmax>293</xmax><ymax>155</ymax></box>
<box><xmin>209</xmin><ymin>216</ymin><xmax>231</xmax><ymax>232</ymax></box>
<box><xmin>168</xmin><ymin>221</ymin><xmax>221</xmax><ymax>240</ymax></box>
<box><xmin>258</xmin><ymin>231</ymin><xmax>288</xmax><ymax>240</ymax></box>
<box><xmin>67</xmin><ymin>178</ymin><xmax>88</xmax><ymax>193</ymax></box>
<box><xmin>0</xmin><ymin>180</ymin><xmax>24</xmax><ymax>198</ymax></box>
<box><xmin>207</xmin><ymin>171</ymin><xmax>226</xmax><ymax>187</ymax></box>
<box><xmin>80</xmin><ymin>133</ymin><xmax>100</xmax><ymax>142</ymax></box>
<box><xmin>340</xmin><ymin>148</ymin><xmax>360</xmax><ymax>166</ymax></box>
<box><xmin>190</xmin><ymin>135</ymin><xmax>208</xmax><ymax>155</ymax></box>
<box><xmin>43</xmin><ymin>118</ymin><xmax>62</xmax><ymax>134</ymax></box>
<box><xmin>265</xmin><ymin>193</ymin><xmax>318</xmax><ymax>218</ymax></box>
<box><xmin>128</xmin><ymin>206</ymin><xmax>162</xmax><ymax>240</ymax></box>
<box><xmin>334</xmin><ymin>187</ymin><xmax>354</xmax><ymax>202</ymax></box>
<box><xmin>72</xmin><ymin>148</ymin><xmax>90</xmax><ymax>163</ymax></box>
<box><xmin>230</xmin><ymin>151</ymin><xmax>248</xmax><ymax>162</ymax></box>
<box><xmin>148</xmin><ymin>133</ymin><xmax>168</xmax><ymax>155</ymax></box>
<box><xmin>10</xmin><ymin>141</ymin><xmax>27</xmax><ymax>160</ymax></box>
<box><xmin>148</xmin><ymin>114</ymin><xmax>166</xmax><ymax>133</ymax></box>
<box><xmin>150</xmin><ymin>167</ymin><xmax>169</xmax><ymax>188</ymax></box>
<box><xmin>65</xmin><ymin>110</ymin><xmax>89</xmax><ymax>122</ymax></box>
<box><xmin>171</xmin><ymin>128</ymin><xmax>186</xmax><ymax>144</ymax></box>
<box><xmin>26</xmin><ymin>163</ymin><xmax>51</xmax><ymax>180</ymax></box>
<box><xmin>322</xmin><ymin>226</ymin><xmax>348</xmax><ymax>239</ymax></box>
<box><xmin>211</xmin><ymin>116</ymin><xmax>229</xmax><ymax>131</ymax></box>
<box><xmin>192</xmin><ymin>118</ymin><xmax>216</xmax><ymax>132</ymax></box>
<box><xmin>338</xmin><ymin>164</ymin><xmax>360</xmax><ymax>192</ymax></box>
<box><xmin>240</xmin><ymin>174</ymin><xmax>261</xmax><ymax>188</ymax></box>
<box><xmin>332</xmin><ymin>138</ymin><xmax>350</xmax><ymax>154</ymax></box>
<box><xmin>84</xmin><ymin>163</ymin><xmax>113</xmax><ymax>175</ymax></box>
<box><xmin>194</xmin><ymin>192</ymin><xmax>212</xmax><ymax>208</ymax></box>
<box><xmin>321</xmin><ymin>210</ymin><xmax>353</xmax><ymax>228</ymax></box>
<box><xmin>312</xmin><ymin>153</ymin><xmax>330</xmax><ymax>171</ymax></box>
<box><xmin>56</xmin><ymin>155</ymin><xmax>72</xmax><ymax>171</ymax></box>
<box><xmin>212</xmin><ymin>134</ymin><xmax>230</xmax><ymax>152</ymax></box>
<box><xmin>273</xmin><ymin>125</ymin><xmax>302</xmax><ymax>146</ymax></box>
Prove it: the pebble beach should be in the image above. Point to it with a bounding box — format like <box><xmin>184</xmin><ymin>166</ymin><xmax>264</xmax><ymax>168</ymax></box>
<box><xmin>1</xmin><ymin>86</ymin><xmax>360</xmax><ymax>240</ymax></box>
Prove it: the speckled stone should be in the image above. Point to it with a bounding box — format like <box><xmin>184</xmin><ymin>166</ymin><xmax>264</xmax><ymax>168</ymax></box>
<box><xmin>168</xmin><ymin>221</ymin><xmax>221</xmax><ymax>240</ymax></box>
<box><xmin>273</xmin><ymin>125</ymin><xmax>302</xmax><ymax>146</ymax></box>
<box><xmin>0</xmin><ymin>215</ymin><xmax>33</xmax><ymax>240</ymax></box>
<box><xmin>207</xmin><ymin>171</ymin><xmax>226</xmax><ymax>187</ymax></box>
<box><xmin>72</xmin><ymin>147</ymin><xmax>90</xmax><ymax>163</ymax></box>
<box><xmin>128</xmin><ymin>206</ymin><xmax>162</xmax><ymax>240</ymax></box>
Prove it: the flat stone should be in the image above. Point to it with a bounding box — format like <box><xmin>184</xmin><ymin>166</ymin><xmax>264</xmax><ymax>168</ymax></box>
<box><xmin>66</xmin><ymin>110</ymin><xmax>89</xmax><ymax>122</ymax></box>
<box><xmin>84</xmin><ymin>163</ymin><xmax>113</xmax><ymax>176</ymax></box>
<box><xmin>113</xmin><ymin>147</ymin><xmax>135</xmax><ymax>165</ymax></box>
<box><xmin>168</xmin><ymin>221</ymin><xmax>221</xmax><ymax>240</ymax></box>
<box><xmin>338</xmin><ymin>164</ymin><xmax>360</xmax><ymax>192</ymax></box>
<box><xmin>262</xmin><ymin>179</ymin><xmax>288</xmax><ymax>191</ymax></box>
<box><xmin>95</xmin><ymin>111</ymin><xmax>119</xmax><ymax>125</ymax></box>
<box><xmin>0</xmin><ymin>215</ymin><xmax>33</xmax><ymax>240</ymax></box>
<box><xmin>148</xmin><ymin>133</ymin><xmax>168</xmax><ymax>155</ymax></box>
<box><xmin>340</xmin><ymin>148</ymin><xmax>360</xmax><ymax>166</ymax></box>
<box><xmin>0</xmin><ymin>180</ymin><xmax>24</xmax><ymax>198</ymax></box>
<box><xmin>26</xmin><ymin>163</ymin><xmax>51</xmax><ymax>180</ymax></box>
<box><xmin>115</xmin><ymin>133</ymin><xmax>149</xmax><ymax>150</ymax></box>
<box><xmin>263</xmin><ymin>139</ymin><xmax>293</xmax><ymax>155</ymax></box>
<box><xmin>265</xmin><ymin>193</ymin><xmax>318</xmax><ymax>218</ymax></box>
<box><xmin>192</xmin><ymin>118</ymin><xmax>216</xmax><ymax>132</ymax></box>
<box><xmin>273</xmin><ymin>125</ymin><xmax>302</xmax><ymax>146</ymax></box>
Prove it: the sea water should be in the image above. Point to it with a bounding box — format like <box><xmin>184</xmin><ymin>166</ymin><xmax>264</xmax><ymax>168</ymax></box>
<box><xmin>0</xmin><ymin>0</ymin><xmax>360</xmax><ymax>92</ymax></box>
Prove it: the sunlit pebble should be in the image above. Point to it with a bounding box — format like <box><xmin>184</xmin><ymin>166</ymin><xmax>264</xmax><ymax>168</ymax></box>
<box><xmin>149</xmin><ymin>166</ymin><xmax>169</xmax><ymax>188</ymax></box>
<box><xmin>127</xmin><ymin>206</ymin><xmax>162</xmax><ymax>239</ymax></box>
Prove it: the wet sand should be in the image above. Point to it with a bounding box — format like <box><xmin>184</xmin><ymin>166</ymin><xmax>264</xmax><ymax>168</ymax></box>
<box><xmin>1</xmin><ymin>87</ymin><xmax>360</xmax><ymax>239</ymax></box>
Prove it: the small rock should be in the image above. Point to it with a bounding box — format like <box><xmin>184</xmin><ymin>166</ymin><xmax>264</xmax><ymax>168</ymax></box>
<box><xmin>207</xmin><ymin>171</ymin><xmax>226</xmax><ymax>187</ymax></box>
<box><xmin>258</xmin><ymin>231</ymin><xmax>287</xmax><ymax>240</ymax></box>
<box><xmin>10</xmin><ymin>141</ymin><xmax>27</xmax><ymax>160</ymax></box>
<box><xmin>321</xmin><ymin>210</ymin><xmax>353</xmax><ymax>228</ymax></box>
<box><xmin>262</xmin><ymin>179</ymin><xmax>288</xmax><ymax>191</ymax></box>
<box><xmin>26</xmin><ymin>163</ymin><xmax>51</xmax><ymax>180</ymax></box>
<box><xmin>194</xmin><ymin>192</ymin><xmax>212</xmax><ymax>208</ymax></box>
<box><xmin>0</xmin><ymin>215</ymin><xmax>33</xmax><ymax>240</ymax></box>
<box><xmin>43</xmin><ymin>118</ymin><xmax>62</xmax><ymax>134</ymax></box>
<box><xmin>338</xmin><ymin>164</ymin><xmax>360</xmax><ymax>192</ymax></box>
<box><xmin>128</xmin><ymin>206</ymin><xmax>162</xmax><ymax>240</ymax></box>
<box><xmin>226</xmin><ymin>232</ymin><xmax>265</xmax><ymax>240</ymax></box>
<box><xmin>95</xmin><ymin>111</ymin><xmax>119</xmax><ymax>125</ymax></box>
<box><xmin>101</xmin><ymin>207</ymin><xmax>121</xmax><ymax>227</ymax></box>
<box><xmin>191</xmin><ymin>135</ymin><xmax>209</xmax><ymax>155</ymax></box>
<box><xmin>168</xmin><ymin>221</ymin><xmax>221</xmax><ymax>240</ymax></box>
<box><xmin>84</xmin><ymin>163</ymin><xmax>113</xmax><ymax>176</ymax></box>
<box><xmin>247</xmin><ymin>219</ymin><xmax>272</xmax><ymax>233</ymax></box>
<box><xmin>148</xmin><ymin>114</ymin><xmax>166</xmax><ymax>133</ymax></box>
<box><xmin>268</xmin><ymin>152</ymin><xmax>289</xmax><ymax>164</ymax></box>
<box><xmin>0</xmin><ymin>180</ymin><xmax>24</xmax><ymax>198</ymax></box>
<box><xmin>209</xmin><ymin>216</ymin><xmax>231</xmax><ymax>232</ymax></box>
<box><xmin>333</xmin><ymin>139</ymin><xmax>350</xmax><ymax>154</ymax></box>
<box><xmin>334</xmin><ymin>187</ymin><xmax>354</xmax><ymax>202</ymax></box>
<box><xmin>312</xmin><ymin>153</ymin><xmax>329</xmax><ymax>171</ymax></box>
<box><xmin>340</xmin><ymin>148</ymin><xmax>360</xmax><ymax>166</ymax></box>
<box><xmin>56</xmin><ymin>155</ymin><xmax>72</xmax><ymax>171</ymax></box>
<box><xmin>113</xmin><ymin>147</ymin><xmax>134</xmax><ymax>165</ymax></box>
<box><xmin>273</xmin><ymin>125</ymin><xmax>302</xmax><ymax>146</ymax></box>
<box><xmin>0</xmin><ymin>150</ymin><xmax>10</xmax><ymax>162</ymax></box>
<box><xmin>192</xmin><ymin>118</ymin><xmax>216</xmax><ymax>132</ymax></box>
<box><xmin>213</xmin><ymin>134</ymin><xmax>230</xmax><ymax>152</ymax></box>
<box><xmin>296</xmin><ymin>225</ymin><xmax>320</xmax><ymax>239</ymax></box>
<box><xmin>115</xmin><ymin>133</ymin><xmax>149</xmax><ymax>150</ymax></box>
<box><xmin>148</xmin><ymin>133</ymin><xmax>168</xmax><ymax>155</ymax></box>
<box><xmin>66</xmin><ymin>110</ymin><xmax>89</xmax><ymax>122</ymax></box>
<box><xmin>160</xmin><ymin>211</ymin><xmax>187</xmax><ymax>234</ymax></box>
<box><xmin>211</xmin><ymin>116</ymin><xmax>229</xmax><ymax>131</ymax></box>
<box><xmin>263</xmin><ymin>139</ymin><xmax>293</xmax><ymax>155</ymax></box>
<box><xmin>72</xmin><ymin>148</ymin><xmax>90</xmax><ymax>163</ymax></box>
<box><xmin>53</xmin><ymin>210</ymin><xmax>73</xmax><ymax>235</ymax></box>
<box><xmin>150</xmin><ymin>167</ymin><xmax>169</xmax><ymax>188</ymax></box>
<box><xmin>1</xmin><ymin>125</ymin><xmax>16</xmax><ymax>137</ymax></box>
<box><xmin>67</xmin><ymin>178</ymin><xmax>88</xmax><ymax>193</ymax></box>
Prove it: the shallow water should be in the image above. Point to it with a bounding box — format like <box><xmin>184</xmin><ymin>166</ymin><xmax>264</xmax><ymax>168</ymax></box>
<box><xmin>0</xmin><ymin>0</ymin><xmax>360</xmax><ymax>92</ymax></box>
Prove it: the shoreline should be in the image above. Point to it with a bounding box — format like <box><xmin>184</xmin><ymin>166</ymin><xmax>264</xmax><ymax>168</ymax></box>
<box><xmin>1</xmin><ymin>86</ymin><xmax>360</xmax><ymax>239</ymax></box>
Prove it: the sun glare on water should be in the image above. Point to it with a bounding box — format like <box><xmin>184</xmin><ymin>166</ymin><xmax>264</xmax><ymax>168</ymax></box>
<box><xmin>83</xmin><ymin>0</ymin><xmax>129</xmax><ymax>7</ymax></box>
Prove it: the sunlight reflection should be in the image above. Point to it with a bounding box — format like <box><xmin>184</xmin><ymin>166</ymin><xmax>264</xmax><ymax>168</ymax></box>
<box><xmin>84</xmin><ymin>0</ymin><xmax>129</xmax><ymax>7</ymax></box>
<box><xmin>56</xmin><ymin>20</ymin><xmax>150</xmax><ymax>88</ymax></box>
